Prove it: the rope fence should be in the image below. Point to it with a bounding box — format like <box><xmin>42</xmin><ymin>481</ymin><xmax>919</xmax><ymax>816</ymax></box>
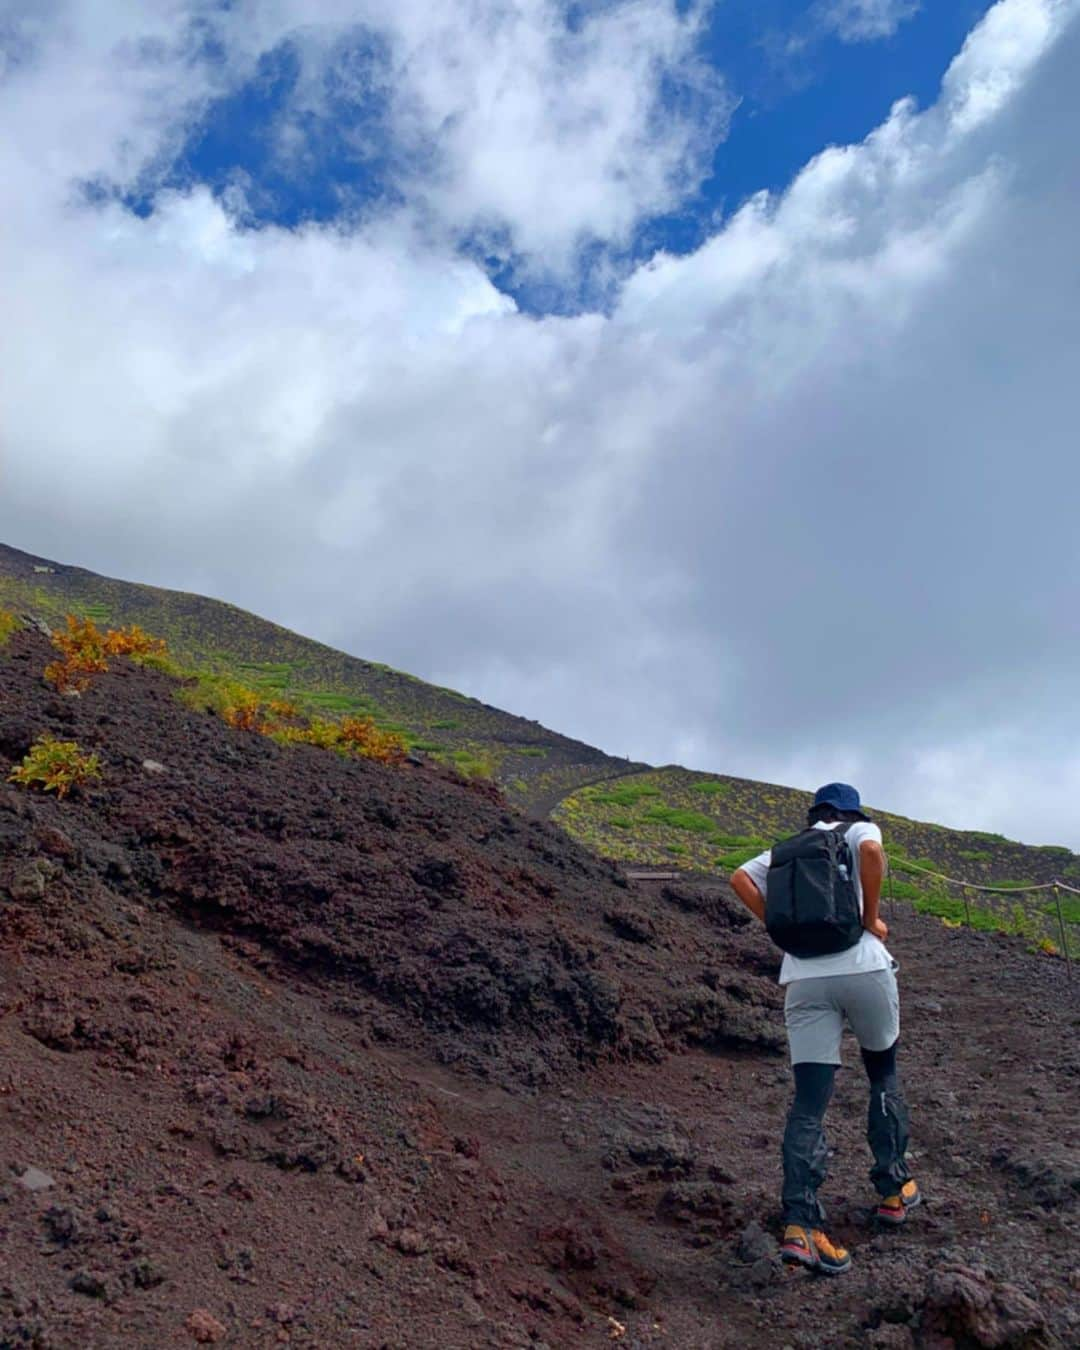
<box><xmin>884</xmin><ymin>858</ymin><xmax>1075</xmax><ymax>982</ymax></box>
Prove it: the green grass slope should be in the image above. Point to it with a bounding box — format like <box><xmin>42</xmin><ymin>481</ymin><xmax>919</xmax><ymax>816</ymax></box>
<box><xmin>0</xmin><ymin>541</ymin><xmax>641</xmax><ymax>808</ymax></box>
<box><xmin>553</xmin><ymin>766</ymin><xmax>1078</xmax><ymax>956</ymax></box>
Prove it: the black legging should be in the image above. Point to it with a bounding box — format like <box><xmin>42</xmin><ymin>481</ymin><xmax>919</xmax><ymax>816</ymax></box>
<box><xmin>781</xmin><ymin>1043</ymin><xmax>911</xmax><ymax>1227</ymax></box>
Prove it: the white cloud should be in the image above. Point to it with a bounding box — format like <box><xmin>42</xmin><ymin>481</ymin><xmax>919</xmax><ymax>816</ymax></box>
<box><xmin>2</xmin><ymin>0</ymin><xmax>1080</xmax><ymax>849</ymax></box>
<box><xmin>7</xmin><ymin>1</ymin><xmax>730</xmax><ymax>277</ymax></box>
<box><xmin>821</xmin><ymin>0</ymin><xmax>921</xmax><ymax>42</ymax></box>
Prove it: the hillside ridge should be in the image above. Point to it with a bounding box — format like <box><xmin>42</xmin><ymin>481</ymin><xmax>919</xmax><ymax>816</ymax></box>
<box><xmin>3</xmin><ymin>537</ymin><xmax>1078</xmax><ymax>957</ymax></box>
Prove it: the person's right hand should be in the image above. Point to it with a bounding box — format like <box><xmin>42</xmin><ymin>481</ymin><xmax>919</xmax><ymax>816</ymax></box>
<box><xmin>868</xmin><ymin>917</ymin><xmax>889</xmax><ymax>941</ymax></box>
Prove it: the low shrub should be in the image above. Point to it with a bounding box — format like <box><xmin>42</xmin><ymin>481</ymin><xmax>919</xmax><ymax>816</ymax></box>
<box><xmin>44</xmin><ymin>615</ymin><xmax>109</xmax><ymax>692</ymax></box>
<box><xmin>339</xmin><ymin>715</ymin><xmax>407</xmax><ymax>764</ymax></box>
<box><xmin>719</xmin><ymin>846</ymin><xmax>767</xmax><ymax>870</ymax></box>
<box><xmin>103</xmin><ymin>624</ymin><xmax>166</xmax><ymax>659</ymax></box>
<box><xmin>9</xmin><ymin>735</ymin><xmax>101</xmax><ymax>799</ymax></box>
<box><xmin>448</xmin><ymin>749</ymin><xmax>495</xmax><ymax>780</ymax></box>
<box><xmin>44</xmin><ymin>615</ymin><xmax>166</xmax><ymax>693</ymax></box>
<box><xmin>1007</xmin><ymin>902</ymin><xmax>1040</xmax><ymax>942</ymax></box>
<box><xmin>691</xmin><ymin>780</ymin><xmax>731</xmax><ymax>797</ymax></box>
<box><xmin>884</xmin><ymin>878</ymin><xmax>926</xmax><ymax>903</ymax></box>
<box><xmin>643</xmin><ymin>805</ymin><xmax>717</xmax><ymax>835</ymax></box>
<box><xmin>0</xmin><ymin>609</ymin><xmax>20</xmax><ymax>646</ymax></box>
<box><xmin>1046</xmin><ymin>895</ymin><xmax>1080</xmax><ymax>926</ymax></box>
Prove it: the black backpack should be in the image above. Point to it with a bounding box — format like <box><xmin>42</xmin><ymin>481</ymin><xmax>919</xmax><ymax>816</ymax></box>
<box><xmin>765</xmin><ymin>824</ymin><xmax>863</xmax><ymax>958</ymax></box>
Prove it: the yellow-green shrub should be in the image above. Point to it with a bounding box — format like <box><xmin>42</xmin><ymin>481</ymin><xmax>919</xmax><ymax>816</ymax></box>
<box><xmin>0</xmin><ymin>609</ymin><xmax>20</xmax><ymax>646</ymax></box>
<box><xmin>9</xmin><ymin>735</ymin><xmax>101</xmax><ymax>799</ymax></box>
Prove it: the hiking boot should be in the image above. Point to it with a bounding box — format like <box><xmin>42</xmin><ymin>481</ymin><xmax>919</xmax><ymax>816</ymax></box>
<box><xmin>780</xmin><ymin>1225</ymin><xmax>852</xmax><ymax>1275</ymax></box>
<box><xmin>877</xmin><ymin>1179</ymin><xmax>921</xmax><ymax>1225</ymax></box>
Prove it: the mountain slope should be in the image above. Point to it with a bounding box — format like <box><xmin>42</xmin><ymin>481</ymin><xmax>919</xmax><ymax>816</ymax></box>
<box><xmin>0</xmin><ymin>613</ymin><xmax>1077</xmax><ymax>1347</ymax></box>
<box><xmin>2</xmin><ymin>539</ymin><xmax>1077</xmax><ymax>963</ymax></box>
<box><xmin>0</xmin><ymin>540</ymin><xmax>642</xmax><ymax>811</ymax></box>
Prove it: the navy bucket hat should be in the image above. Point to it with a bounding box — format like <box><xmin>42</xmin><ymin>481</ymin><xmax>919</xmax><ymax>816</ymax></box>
<box><xmin>813</xmin><ymin>782</ymin><xmax>870</xmax><ymax>820</ymax></box>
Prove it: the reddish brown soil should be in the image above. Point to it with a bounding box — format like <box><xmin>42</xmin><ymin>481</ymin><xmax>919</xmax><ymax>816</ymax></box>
<box><xmin>0</xmin><ymin>627</ymin><xmax>1077</xmax><ymax>1349</ymax></box>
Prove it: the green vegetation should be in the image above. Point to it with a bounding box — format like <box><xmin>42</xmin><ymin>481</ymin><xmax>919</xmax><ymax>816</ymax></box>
<box><xmin>716</xmin><ymin>846</ymin><xmax>767</xmax><ymax>870</ymax></box>
<box><xmin>642</xmin><ymin>805</ymin><xmax>719</xmax><ymax>835</ymax></box>
<box><xmin>691</xmin><ymin>780</ymin><xmax>731</xmax><ymax>797</ymax></box>
<box><xmin>884</xmin><ymin>878</ymin><xmax>926</xmax><ymax>903</ymax></box>
<box><xmin>0</xmin><ymin>608</ymin><xmax>20</xmax><ymax>646</ymax></box>
<box><xmin>1047</xmin><ymin>895</ymin><xmax>1080</xmax><ymax>926</ymax></box>
<box><xmin>9</xmin><ymin>735</ymin><xmax>101</xmax><ymax>799</ymax></box>
<box><xmin>958</xmin><ymin>849</ymin><xmax>992</xmax><ymax>863</ymax></box>
<box><xmin>441</xmin><ymin>748</ymin><xmax>496</xmax><ymax>780</ymax></box>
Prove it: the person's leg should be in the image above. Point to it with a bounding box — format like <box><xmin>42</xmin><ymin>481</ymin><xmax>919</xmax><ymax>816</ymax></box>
<box><xmin>838</xmin><ymin>966</ymin><xmax>914</xmax><ymax>1203</ymax></box>
<box><xmin>781</xmin><ymin>1061</ymin><xmax>836</xmax><ymax>1227</ymax></box>
<box><xmin>781</xmin><ymin>980</ymin><xmax>843</xmax><ymax>1228</ymax></box>
<box><xmin>861</xmin><ymin>1040</ymin><xmax>914</xmax><ymax>1203</ymax></box>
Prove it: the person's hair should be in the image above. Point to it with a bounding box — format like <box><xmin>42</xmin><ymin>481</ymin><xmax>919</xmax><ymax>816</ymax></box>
<box><xmin>807</xmin><ymin>804</ymin><xmax>870</xmax><ymax>827</ymax></box>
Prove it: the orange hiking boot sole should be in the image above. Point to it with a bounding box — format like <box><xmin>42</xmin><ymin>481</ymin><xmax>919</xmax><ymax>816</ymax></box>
<box><xmin>877</xmin><ymin>1190</ymin><xmax>921</xmax><ymax>1226</ymax></box>
<box><xmin>780</xmin><ymin>1241</ymin><xmax>851</xmax><ymax>1275</ymax></box>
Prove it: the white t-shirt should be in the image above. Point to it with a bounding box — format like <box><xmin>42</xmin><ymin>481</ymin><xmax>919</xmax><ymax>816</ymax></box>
<box><xmin>738</xmin><ymin>820</ymin><xmax>892</xmax><ymax>986</ymax></box>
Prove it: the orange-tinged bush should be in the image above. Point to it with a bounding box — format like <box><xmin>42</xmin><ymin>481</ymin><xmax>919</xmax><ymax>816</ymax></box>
<box><xmin>45</xmin><ymin>615</ymin><xmax>109</xmax><ymax>692</ymax></box>
<box><xmin>102</xmin><ymin>624</ymin><xmax>166</xmax><ymax>658</ymax></box>
<box><xmin>266</xmin><ymin>698</ymin><xmax>301</xmax><ymax>721</ymax></box>
<box><xmin>222</xmin><ymin>687</ymin><xmax>266</xmax><ymax>731</ymax></box>
<box><xmin>339</xmin><ymin>715</ymin><xmax>407</xmax><ymax>764</ymax></box>
<box><xmin>44</xmin><ymin>615</ymin><xmax>168</xmax><ymax>693</ymax></box>
<box><xmin>9</xmin><ymin>735</ymin><xmax>101</xmax><ymax>799</ymax></box>
<box><xmin>0</xmin><ymin>609</ymin><xmax>20</xmax><ymax>646</ymax></box>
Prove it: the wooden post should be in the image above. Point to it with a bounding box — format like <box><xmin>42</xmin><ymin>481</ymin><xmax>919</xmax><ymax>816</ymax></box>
<box><xmin>1052</xmin><ymin>885</ymin><xmax>1072</xmax><ymax>982</ymax></box>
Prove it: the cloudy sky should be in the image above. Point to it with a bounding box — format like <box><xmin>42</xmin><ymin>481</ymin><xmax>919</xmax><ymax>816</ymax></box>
<box><xmin>2</xmin><ymin>0</ymin><xmax>1079</xmax><ymax>846</ymax></box>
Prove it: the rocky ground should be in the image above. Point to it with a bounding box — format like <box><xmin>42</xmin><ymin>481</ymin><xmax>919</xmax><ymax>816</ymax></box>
<box><xmin>0</xmin><ymin>626</ymin><xmax>1077</xmax><ymax>1348</ymax></box>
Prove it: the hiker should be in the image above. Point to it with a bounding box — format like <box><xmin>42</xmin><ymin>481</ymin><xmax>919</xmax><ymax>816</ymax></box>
<box><xmin>730</xmin><ymin>783</ymin><xmax>919</xmax><ymax>1275</ymax></box>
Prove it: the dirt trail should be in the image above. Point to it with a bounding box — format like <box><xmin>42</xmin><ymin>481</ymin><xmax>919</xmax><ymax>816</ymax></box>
<box><xmin>0</xmin><ymin>627</ymin><xmax>1077</xmax><ymax>1348</ymax></box>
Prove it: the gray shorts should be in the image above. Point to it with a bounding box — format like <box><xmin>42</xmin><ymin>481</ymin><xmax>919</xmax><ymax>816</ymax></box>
<box><xmin>784</xmin><ymin>965</ymin><xmax>900</xmax><ymax>1066</ymax></box>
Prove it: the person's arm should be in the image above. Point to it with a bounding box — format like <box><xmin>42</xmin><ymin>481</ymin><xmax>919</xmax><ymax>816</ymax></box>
<box><xmin>731</xmin><ymin>867</ymin><xmax>766</xmax><ymax>923</ymax></box>
<box><xmin>859</xmin><ymin>839</ymin><xmax>888</xmax><ymax>940</ymax></box>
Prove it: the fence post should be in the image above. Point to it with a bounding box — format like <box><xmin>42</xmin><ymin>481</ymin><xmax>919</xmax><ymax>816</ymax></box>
<box><xmin>961</xmin><ymin>884</ymin><xmax>972</xmax><ymax>929</ymax></box>
<box><xmin>1052</xmin><ymin>885</ymin><xmax>1072</xmax><ymax>982</ymax></box>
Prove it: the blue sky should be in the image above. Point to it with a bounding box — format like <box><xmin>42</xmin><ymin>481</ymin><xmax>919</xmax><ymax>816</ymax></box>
<box><xmin>138</xmin><ymin>0</ymin><xmax>995</xmax><ymax>312</ymax></box>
